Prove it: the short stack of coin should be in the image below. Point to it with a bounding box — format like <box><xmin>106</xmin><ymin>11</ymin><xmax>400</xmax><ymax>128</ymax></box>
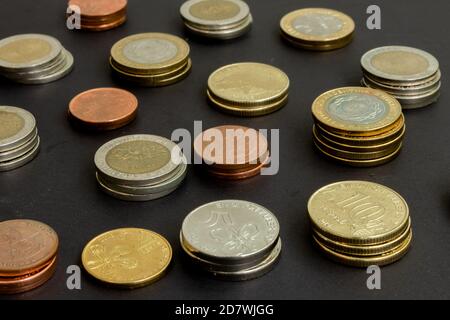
<box><xmin>0</xmin><ymin>34</ymin><xmax>74</xmax><ymax>84</ymax></box>
<box><xmin>0</xmin><ymin>220</ymin><xmax>59</xmax><ymax>294</ymax></box>
<box><xmin>95</xmin><ymin>134</ymin><xmax>187</xmax><ymax>201</ymax></box>
<box><xmin>0</xmin><ymin>106</ymin><xmax>40</xmax><ymax>172</ymax></box>
<box><xmin>110</xmin><ymin>33</ymin><xmax>192</xmax><ymax>87</ymax></box>
<box><xmin>308</xmin><ymin>181</ymin><xmax>412</xmax><ymax>267</ymax></box>
<box><xmin>180</xmin><ymin>0</ymin><xmax>253</xmax><ymax>40</ymax></box>
<box><xmin>68</xmin><ymin>0</ymin><xmax>127</xmax><ymax>31</ymax></box>
<box><xmin>361</xmin><ymin>46</ymin><xmax>441</xmax><ymax>109</ymax></box>
<box><xmin>280</xmin><ymin>8</ymin><xmax>355</xmax><ymax>51</ymax></box>
<box><xmin>312</xmin><ymin>87</ymin><xmax>405</xmax><ymax>167</ymax></box>
<box><xmin>181</xmin><ymin>200</ymin><xmax>281</xmax><ymax>281</ymax></box>
<box><xmin>207</xmin><ymin>62</ymin><xmax>289</xmax><ymax>116</ymax></box>
<box><xmin>193</xmin><ymin>125</ymin><xmax>269</xmax><ymax>180</ymax></box>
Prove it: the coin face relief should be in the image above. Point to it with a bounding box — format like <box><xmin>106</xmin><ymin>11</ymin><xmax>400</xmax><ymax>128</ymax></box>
<box><xmin>190</xmin><ymin>0</ymin><xmax>241</xmax><ymax>21</ymax></box>
<box><xmin>292</xmin><ymin>13</ymin><xmax>343</xmax><ymax>36</ymax></box>
<box><xmin>123</xmin><ymin>39</ymin><xmax>178</xmax><ymax>65</ymax></box>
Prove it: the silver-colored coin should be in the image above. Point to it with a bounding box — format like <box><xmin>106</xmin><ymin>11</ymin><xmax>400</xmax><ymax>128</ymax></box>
<box><xmin>292</xmin><ymin>13</ymin><xmax>343</xmax><ymax>36</ymax></box>
<box><xmin>181</xmin><ymin>200</ymin><xmax>280</xmax><ymax>266</ymax></box>
<box><xmin>0</xmin><ymin>106</ymin><xmax>37</xmax><ymax>152</ymax></box>
<box><xmin>361</xmin><ymin>46</ymin><xmax>439</xmax><ymax>83</ymax></box>
<box><xmin>95</xmin><ymin>134</ymin><xmax>182</xmax><ymax>187</ymax></box>
<box><xmin>0</xmin><ymin>137</ymin><xmax>40</xmax><ymax>172</ymax></box>
<box><xmin>0</xmin><ymin>131</ymin><xmax>38</xmax><ymax>162</ymax></box>
<box><xmin>0</xmin><ymin>34</ymin><xmax>62</xmax><ymax>72</ymax></box>
<box><xmin>184</xmin><ymin>14</ymin><xmax>252</xmax><ymax>39</ymax></box>
<box><xmin>394</xmin><ymin>83</ymin><xmax>441</xmax><ymax>109</ymax></box>
<box><xmin>123</xmin><ymin>39</ymin><xmax>178</xmax><ymax>65</ymax></box>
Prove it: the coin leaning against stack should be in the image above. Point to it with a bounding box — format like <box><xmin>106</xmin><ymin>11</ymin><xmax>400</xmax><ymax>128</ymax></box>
<box><xmin>0</xmin><ymin>34</ymin><xmax>74</xmax><ymax>84</ymax></box>
<box><xmin>180</xmin><ymin>0</ymin><xmax>252</xmax><ymax>40</ymax></box>
<box><xmin>68</xmin><ymin>0</ymin><xmax>128</xmax><ymax>31</ymax></box>
<box><xmin>312</xmin><ymin>87</ymin><xmax>405</xmax><ymax>167</ymax></box>
<box><xmin>0</xmin><ymin>106</ymin><xmax>41</xmax><ymax>172</ymax></box>
<box><xmin>0</xmin><ymin>220</ymin><xmax>59</xmax><ymax>294</ymax></box>
<box><xmin>95</xmin><ymin>134</ymin><xmax>187</xmax><ymax>201</ymax></box>
<box><xmin>308</xmin><ymin>181</ymin><xmax>412</xmax><ymax>267</ymax></box>
<box><xmin>207</xmin><ymin>62</ymin><xmax>290</xmax><ymax>116</ymax></box>
<box><xmin>181</xmin><ymin>200</ymin><xmax>281</xmax><ymax>281</ymax></box>
<box><xmin>110</xmin><ymin>33</ymin><xmax>192</xmax><ymax>87</ymax></box>
<box><xmin>361</xmin><ymin>46</ymin><xmax>441</xmax><ymax>109</ymax></box>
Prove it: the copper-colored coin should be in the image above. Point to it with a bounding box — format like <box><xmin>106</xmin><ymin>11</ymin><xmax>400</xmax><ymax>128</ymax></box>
<box><xmin>68</xmin><ymin>88</ymin><xmax>138</xmax><ymax>130</ymax></box>
<box><xmin>68</xmin><ymin>0</ymin><xmax>127</xmax><ymax>18</ymax></box>
<box><xmin>0</xmin><ymin>219</ymin><xmax>59</xmax><ymax>277</ymax></box>
<box><xmin>206</xmin><ymin>152</ymin><xmax>270</xmax><ymax>180</ymax></box>
<box><xmin>80</xmin><ymin>16</ymin><xmax>127</xmax><ymax>32</ymax></box>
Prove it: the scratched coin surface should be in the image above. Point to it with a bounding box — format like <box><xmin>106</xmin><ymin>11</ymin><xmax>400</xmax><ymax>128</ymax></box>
<box><xmin>82</xmin><ymin>228</ymin><xmax>172</xmax><ymax>287</ymax></box>
<box><xmin>0</xmin><ymin>219</ymin><xmax>59</xmax><ymax>276</ymax></box>
<box><xmin>308</xmin><ymin>181</ymin><xmax>410</xmax><ymax>245</ymax></box>
<box><xmin>182</xmin><ymin>200</ymin><xmax>280</xmax><ymax>263</ymax></box>
<box><xmin>0</xmin><ymin>106</ymin><xmax>36</xmax><ymax>152</ymax></box>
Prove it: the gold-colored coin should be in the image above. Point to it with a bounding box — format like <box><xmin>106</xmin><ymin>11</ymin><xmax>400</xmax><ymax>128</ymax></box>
<box><xmin>308</xmin><ymin>181</ymin><xmax>410</xmax><ymax>245</ymax></box>
<box><xmin>312</xmin><ymin>87</ymin><xmax>402</xmax><ymax>136</ymax></box>
<box><xmin>82</xmin><ymin>228</ymin><xmax>172</xmax><ymax>288</ymax></box>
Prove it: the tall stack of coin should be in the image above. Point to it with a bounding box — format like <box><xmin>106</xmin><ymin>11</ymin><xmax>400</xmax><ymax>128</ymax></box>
<box><xmin>193</xmin><ymin>125</ymin><xmax>269</xmax><ymax>180</ymax></box>
<box><xmin>180</xmin><ymin>0</ymin><xmax>252</xmax><ymax>40</ymax></box>
<box><xmin>82</xmin><ymin>228</ymin><xmax>172</xmax><ymax>288</ymax></box>
<box><xmin>180</xmin><ymin>200</ymin><xmax>281</xmax><ymax>281</ymax></box>
<box><xmin>0</xmin><ymin>34</ymin><xmax>74</xmax><ymax>84</ymax></box>
<box><xmin>110</xmin><ymin>33</ymin><xmax>192</xmax><ymax>87</ymax></box>
<box><xmin>207</xmin><ymin>62</ymin><xmax>289</xmax><ymax>116</ymax></box>
<box><xmin>0</xmin><ymin>220</ymin><xmax>59</xmax><ymax>294</ymax></box>
<box><xmin>0</xmin><ymin>106</ymin><xmax>40</xmax><ymax>172</ymax></box>
<box><xmin>95</xmin><ymin>135</ymin><xmax>187</xmax><ymax>201</ymax></box>
<box><xmin>308</xmin><ymin>181</ymin><xmax>412</xmax><ymax>267</ymax></box>
<box><xmin>68</xmin><ymin>0</ymin><xmax>127</xmax><ymax>31</ymax></box>
<box><xmin>311</xmin><ymin>87</ymin><xmax>405</xmax><ymax>167</ymax></box>
<box><xmin>361</xmin><ymin>46</ymin><xmax>441</xmax><ymax>109</ymax></box>
<box><xmin>280</xmin><ymin>8</ymin><xmax>355</xmax><ymax>51</ymax></box>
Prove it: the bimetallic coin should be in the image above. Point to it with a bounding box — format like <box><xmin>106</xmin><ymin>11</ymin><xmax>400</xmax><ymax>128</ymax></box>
<box><xmin>0</xmin><ymin>132</ymin><xmax>38</xmax><ymax>162</ymax></box>
<box><xmin>184</xmin><ymin>15</ymin><xmax>252</xmax><ymax>40</ymax></box>
<box><xmin>0</xmin><ymin>136</ymin><xmax>40</xmax><ymax>172</ymax></box>
<box><xmin>0</xmin><ymin>106</ymin><xmax>36</xmax><ymax>152</ymax></box>
<box><xmin>82</xmin><ymin>228</ymin><xmax>172</xmax><ymax>288</ymax></box>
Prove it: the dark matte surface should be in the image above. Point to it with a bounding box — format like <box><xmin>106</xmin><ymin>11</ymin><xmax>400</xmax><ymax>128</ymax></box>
<box><xmin>0</xmin><ymin>0</ymin><xmax>449</xmax><ymax>300</ymax></box>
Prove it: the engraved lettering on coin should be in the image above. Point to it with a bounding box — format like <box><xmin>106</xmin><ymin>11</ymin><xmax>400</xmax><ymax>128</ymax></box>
<box><xmin>326</xmin><ymin>93</ymin><xmax>388</xmax><ymax>125</ymax></box>
<box><xmin>0</xmin><ymin>39</ymin><xmax>52</xmax><ymax>64</ymax></box>
<box><xmin>105</xmin><ymin>140</ymin><xmax>171</xmax><ymax>174</ymax></box>
<box><xmin>292</xmin><ymin>13</ymin><xmax>343</xmax><ymax>36</ymax></box>
<box><xmin>123</xmin><ymin>39</ymin><xmax>178</xmax><ymax>64</ymax></box>
<box><xmin>0</xmin><ymin>111</ymin><xmax>25</xmax><ymax>140</ymax></box>
<box><xmin>371</xmin><ymin>51</ymin><xmax>429</xmax><ymax>76</ymax></box>
<box><xmin>189</xmin><ymin>0</ymin><xmax>240</xmax><ymax>21</ymax></box>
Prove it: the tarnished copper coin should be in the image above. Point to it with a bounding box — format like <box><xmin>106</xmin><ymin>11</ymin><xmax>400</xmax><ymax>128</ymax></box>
<box><xmin>68</xmin><ymin>0</ymin><xmax>127</xmax><ymax>18</ymax></box>
<box><xmin>68</xmin><ymin>88</ymin><xmax>138</xmax><ymax>130</ymax></box>
<box><xmin>0</xmin><ymin>219</ymin><xmax>59</xmax><ymax>277</ymax></box>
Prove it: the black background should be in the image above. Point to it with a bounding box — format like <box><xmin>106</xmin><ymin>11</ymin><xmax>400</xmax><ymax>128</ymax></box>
<box><xmin>0</xmin><ymin>0</ymin><xmax>449</xmax><ymax>300</ymax></box>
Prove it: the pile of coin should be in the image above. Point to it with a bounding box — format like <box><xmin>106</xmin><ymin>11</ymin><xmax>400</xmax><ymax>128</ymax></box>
<box><xmin>110</xmin><ymin>33</ymin><xmax>192</xmax><ymax>87</ymax></box>
<box><xmin>308</xmin><ymin>181</ymin><xmax>412</xmax><ymax>267</ymax></box>
<box><xmin>68</xmin><ymin>87</ymin><xmax>138</xmax><ymax>131</ymax></box>
<box><xmin>280</xmin><ymin>8</ymin><xmax>355</xmax><ymax>51</ymax></box>
<box><xmin>0</xmin><ymin>219</ymin><xmax>59</xmax><ymax>294</ymax></box>
<box><xmin>193</xmin><ymin>125</ymin><xmax>269</xmax><ymax>180</ymax></box>
<box><xmin>312</xmin><ymin>87</ymin><xmax>405</xmax><ymax>167</ymax></box>
<box><xmin>361</xmin><ymin>46</ymin><xmax>441</xmax><ymax>109</ymax></box>
<box><xmin>94</xmin><ymin>134</ymin><xmax>187</xmax><ymax>201</ymax></box>
<box><xmin>207</xmin><ymin>62</ymin><xmax>290</xmax><ymax>116</ymax></box>
<box><xmin>82</xmin><ymin>228</ymin><xmax>172</xmax><ymax>288</ymax></box>
<box><xmin>0</xmin><ymin>106</ymin><xmax>40</xmax><ymax>172</ymax></box>
<box><xmin>0</xmin><ymin>34</ymin><xmax>74</xmax><ymax>84</ymax></box>
<box><xmin>180</xmin><ymin>200</ymin><xmax>281</xmax><ymax>281</ymax></box>
<box><xmin>68</xmin><ymin>0</ymin><xmax>127</xmax><ymax>31</ymax></box>
<box><xmin>180</xmin><ymin>0</ymin><xmax>252</xmax><ymax>40</ymax></box>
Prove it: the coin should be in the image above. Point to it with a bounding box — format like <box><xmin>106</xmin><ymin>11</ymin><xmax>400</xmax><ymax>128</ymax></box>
<box><xmin>184</xmin><ymin>15</ymin><xmax>252</xmax><ymax>40</ymax></box>
<box><xmin>205</xmin><ymin>152</ymin><xmax>269</xmax><ymax>180</ymax></box>
<box><xmin>82</xmin><ymin>228</ymin><xmax>172</xmax><ymax>288</ymax></box>
<box><xmin>0</xmin><ymin>106</ymin><xmax>36</xmax><ymax>152</ymax></box>
<box><xmin>68</xmin><ymin>88</ymin><xmax>138</xmax><ymax>130</ymax></box>
<box><xmin>0</xmin><ymin>138</ymin><xmax>40</xmax><ymax>172</ymax></box>
<box><xmin>0</xmin><ymin>132</ymin><xmax>38</xmax><ymax>162</ymax></box>
<box><xmin>68</xmin><ymin>0</ymin><xmax>127</xmax><ymax>31</ymax></box>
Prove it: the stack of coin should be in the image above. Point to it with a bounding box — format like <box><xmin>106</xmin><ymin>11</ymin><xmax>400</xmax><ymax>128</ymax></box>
<box><xmin>180</xmin><ymin>200</ymin><xmax>281</xmax><ymax>281</ymax></box>
<box><xmin>0</xmin><ymin>219</ymin><xmax>59</xmax><ymax>294</ymax></box>
<box><xmin>280</xmin><ymin>8</ymin><xmax>355</xmax><ymax>51</ymax></box>
<box><xmin>361</xmin><ymin>46</ymin><xmax>441</xmax><ymax>109</ymax></box>
<box><xmin>0</xmin><ymin>106</ymin><xmax>40</xmax><ymax>172</ymax></box>
<box><xmin>193</xmin><ymin>125</ymin><xmax>269</xmax><ymax>180</ymax></box>
<box><xmin>207</xmin><ymin>62</ymin><xmax>289</xmax><ymax>116</ymax></box>
<box><xmin>311</xmin><ymin>87</ymin><xmax>405</xmax><ymax>167</ymax></box>
<box><xmin>94</xmin><ymin>134</ymin><xmax>187</xmax><ymax>201</ymax></box>
<box><xmin>0</xmin><ymin>34</ymin><xmax>74</xmax><ymax>84</ymax></box>
<box><xmin>82</xmin><ymin>228</ymin><xmax>172</xmax><ymax>289</ymax></box>
<box><xmin>68</xmin><ymin>0</ymin><xmax>127</xmax><ymax>31</ymax></box>
<box><xmin>180</xmin><ymin>0</ymin><xmax>252</xmax><ymax>40</ymax></box>
<box><xmin>110</xmin><ymin>33</ymin><xmax>192</xmax><ymax>87</ymax></box>
<box><xmin>308</xmin><ymin>181</ymin><xmax>413</xmax><ymax>267</ymax></box>
<box><xmin>68</xmin><ymin>87</ymin><xmax>138</xmax><ymax>131</ymax></box>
